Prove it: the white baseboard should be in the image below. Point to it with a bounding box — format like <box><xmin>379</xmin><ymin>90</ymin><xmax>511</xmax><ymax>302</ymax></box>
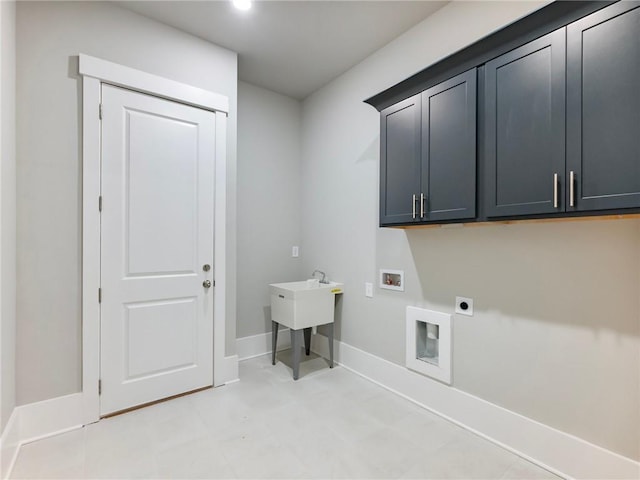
<box><xmin>1</xmin><ymin>393</ymin><xmax>84</xmax><ymax>479</ymax></box>
<box><xmin>18</xmin><ymin>393</ymin><xmax>84</xmax><ymax>444</ymax></box>
<box><xmin>0</xmin><ymin>409</ymin><xmax>20</xmax><ymax>480</ymax></box>
<box><xmin>219</xmin><ymin>354</ymin><xmax>239</xmax><ymax>385</ymax></box>
<box><xmin>310</xmin><ymin>334</ymin><xmax>640</xmax><ymax>480</ymax></box>
<box><xmin>236</xmin><ymin>330</ymin><xmax>290</xmax><ymax>361</ymax></box>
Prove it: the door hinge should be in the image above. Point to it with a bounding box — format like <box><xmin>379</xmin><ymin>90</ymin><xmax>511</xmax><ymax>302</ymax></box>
<box><xmin>98</xmin><ymin>379</ymin><xmax>102</xmax><ymax>395</ymax></box>
<box><xmin>98</xmin><ymin>196</ymin><xmax>102</xmax><ymax>212</ymax></box>
<box><xmin>98</xmin><ymin>288</ymin><xmax>102</xmax><ymax>303</ymax></box>
<box><xmin>99</xmin><ymin>103</ymin><xmax>103</xmax><ymax>120</ymax></box>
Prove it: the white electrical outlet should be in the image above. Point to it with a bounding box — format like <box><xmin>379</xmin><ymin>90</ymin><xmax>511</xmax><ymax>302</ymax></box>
<box><xmin>292</xmin><ymin>246</ymin><xmax>299</xmax><ymax>257</ymax></box>
<box><xmin>365</xmin><ymin>282</ymin><xmax>373</xmax><ymax>298</ymax></box>
<box><xmin>455</xmin><ymin>296</ymin><xmax>473</xmax><ymax>316</ymax></box>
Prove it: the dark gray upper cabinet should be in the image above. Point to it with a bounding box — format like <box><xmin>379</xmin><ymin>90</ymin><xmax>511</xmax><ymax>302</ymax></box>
<box><xmin>421</xmin><ymin>69</ymin><xmax>477</xmax><ymax>222</ymax></box>
<box><xmin>566</xmin><ymin>3</ymin><xmax>640</xmax><ymax>212</ymax></box>
<box><xmin>371</xmin><ymin>2</ymin><xmax>640</xmax><ymax>227</ymax></box>
<box><xmin>484</xmin><ymin>29</ymin><xmax>566</xmax><ymax>218</ymax></box>
<box><xmin>379</xmin><ymin>70</ymin><xmax>477</xmax><ymax>226</ymax></box>
<box><xmin>379</xmin><ymin>94</ymin><xmax>421</xmax><ymax>225</ymax></box>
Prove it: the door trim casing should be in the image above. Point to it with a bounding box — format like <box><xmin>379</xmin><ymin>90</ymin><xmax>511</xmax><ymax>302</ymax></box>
<box><xmin>79</xmin><ymin>54</ymin><xmax>229</xmax><ymax>425</ymax></box>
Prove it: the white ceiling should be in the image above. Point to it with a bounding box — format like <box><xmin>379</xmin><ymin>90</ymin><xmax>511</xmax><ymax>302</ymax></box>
<box><xmin>117</xmin><ymin>1</ymin><xmax>448</xmax><ymax>99</ymax></box>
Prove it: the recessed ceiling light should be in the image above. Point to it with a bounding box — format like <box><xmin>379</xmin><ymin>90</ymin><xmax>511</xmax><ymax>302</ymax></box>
<box><xmin>232</xmin><ymin>0</ymin><xmax>252</xmax><ymax>11</ymax></box>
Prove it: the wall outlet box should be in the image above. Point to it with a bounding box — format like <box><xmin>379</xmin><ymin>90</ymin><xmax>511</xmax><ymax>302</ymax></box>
<box><xmin>379</xmin><ymin>269</ymin><xmax>404</xmax><ymax>291</ymax></box>
<box><xmin>292</xmin><ymin>246</ymin><xmax>299</xmax><ymax>257</ymax></box>
<box><xmin>455</xmin><ymin>296</ymin><xmax>473</xmax><ymax>316</ymax></box>
<box><xmin>365</xmin><ymin>282</ymin><xmax>373</xmax><ymax>298</ymax></box>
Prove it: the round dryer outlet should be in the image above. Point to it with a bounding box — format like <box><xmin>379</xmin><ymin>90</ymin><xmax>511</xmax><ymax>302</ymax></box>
<box><xmin>455</xmin><ymin>296</ymin><xmax>473</xmax><ymax>316</ymax></box>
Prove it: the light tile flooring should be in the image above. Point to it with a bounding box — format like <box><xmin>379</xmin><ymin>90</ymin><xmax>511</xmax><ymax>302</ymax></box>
<box><xmin>11</xmin><ymin>352</ymin><xmax>559</xmax><ymax>479</ymax></box>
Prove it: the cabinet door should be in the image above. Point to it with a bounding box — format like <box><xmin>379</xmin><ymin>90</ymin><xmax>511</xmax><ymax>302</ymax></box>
<box><xmin>379</xmin><ymin>94</ymin><xmax>422</xmax><ymax>225</ymax></box>
<box><xmin>485</xmin><ymin>29</ymin><xmax>566</xmax><ymax>217</ymax></box>
<box><xmin>567</xmin><ymin>3</ymin><xmax>640</xmax><ymax>212</ymax></box>
<box><xmin>421</xmin><ymin>68</ymin><xmax>477</xmax><ymax>222</ymax></box>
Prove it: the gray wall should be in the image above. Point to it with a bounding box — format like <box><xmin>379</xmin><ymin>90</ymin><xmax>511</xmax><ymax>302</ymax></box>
<box><xmin>1</xmin><ymin>0</ymin><xmax>16</xmax><ymax>432</ymax></box>
<box><xmin>237</xmin><ymin>82</ymin><xmax>303</xmax><ymax>339</ymax></box>
<box><xmin>300</xmin><ymin>1</ymin><xmax>640</xmax><ymax>462</ymax></box>
<box><xmin>15</xmin><ymin>1</ymin><xmax>238</xmax><ymax>405</ymax></box>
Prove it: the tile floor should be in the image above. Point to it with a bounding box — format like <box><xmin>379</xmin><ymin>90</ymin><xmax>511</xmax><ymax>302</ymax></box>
<box><xmin>10</xmin><ymin>352</ymin><xmax>560</xmax><ymax>479</ymax></box>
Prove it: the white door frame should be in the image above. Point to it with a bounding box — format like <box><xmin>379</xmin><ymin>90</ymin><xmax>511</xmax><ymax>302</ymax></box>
<box><xmin>79</xmin><ymin>54</ymin><xmax>229</xmax><ymax>424</ymax></box>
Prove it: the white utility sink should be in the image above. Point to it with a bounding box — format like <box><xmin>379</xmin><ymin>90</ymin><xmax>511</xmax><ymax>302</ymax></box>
<box><xmin>269</xmin><ymin>280</ymin><xmax>344</xmax><ymax>330</ymax></box>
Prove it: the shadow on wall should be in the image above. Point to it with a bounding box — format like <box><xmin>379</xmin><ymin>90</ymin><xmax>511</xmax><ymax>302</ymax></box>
<box><xmin>262</xmin><ymin>305</ymin><xmax>272</xmax><ymax>334</ymax></box>
<box><xmin>405</xmin><ymin>218</ymin><xmax>640</xmax><ymax>336</ymax></box>
<box><xmin>356</xmin><ymin>137</ymin><xmax>379</xmax><ymax>165</ymax></box>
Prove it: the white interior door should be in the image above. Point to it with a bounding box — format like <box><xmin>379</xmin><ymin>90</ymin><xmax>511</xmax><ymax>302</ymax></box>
<box><xmin>100</xmin><ymin>84</ymin><xmax>215</xmax><ymax>416</ymax></box>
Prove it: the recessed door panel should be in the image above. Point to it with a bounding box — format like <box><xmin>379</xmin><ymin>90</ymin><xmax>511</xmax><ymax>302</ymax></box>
<box><xmin>126</xmin><ymin>111</ymin><xmax>198</xmax><ymax>276</ymax></box>
<box><xmin>496</xmin><ymin>48</ymin><xmax>552</xmax><ymax>206</ymax></box>
<box><xmin>125</xmin><ymin>298</ymin><xmax>197</xmax><ymax>380</ymax></box>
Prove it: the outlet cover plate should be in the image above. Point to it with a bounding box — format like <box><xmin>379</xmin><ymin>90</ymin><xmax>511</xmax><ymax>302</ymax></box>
<box><xmin>365</xmin><ymin>282</ymin><xmax>373</xmax><ymax>298</ymax></box>
<box><xmin>455</xmin><ymin>296</ymin><xmax>473</xmax><ymax>316</ymax></box>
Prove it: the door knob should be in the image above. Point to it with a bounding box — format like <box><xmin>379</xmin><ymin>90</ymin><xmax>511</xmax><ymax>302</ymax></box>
<box><xmin>203</xmin><ymin>280</ymin><xmax>212</xmax><ymax>289</ymax></box>
<box><xmin>202</xmin><ymin>264</ymin><xmax>211</xmax><ymax>272</ymax></box>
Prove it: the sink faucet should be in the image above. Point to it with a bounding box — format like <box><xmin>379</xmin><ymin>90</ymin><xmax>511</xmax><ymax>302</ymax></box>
<box><xmin>311</xmin><ymin>269</ymin><xmax>328</xmax><ymax>284</ymax></box>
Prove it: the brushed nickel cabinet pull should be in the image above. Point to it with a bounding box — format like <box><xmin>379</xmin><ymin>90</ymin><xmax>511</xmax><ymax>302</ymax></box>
<box><xmin>420</xmin><ymin>193</ymin><xmax>425</xmax><ymax>218</ymax></box>
<box><xmin>570</xmin><ymin>171</ymin><xmax>575</xmax><ymax>207</ymax></box>
<box><xmin>412</xmin><ymin>194</ymin><xmax>417</xmax><ymax>219</ymax></box>
<box><xmin>553</xmin><ymin>173</ymin><xmax>558</xmax><ymax>208</ymax></box>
